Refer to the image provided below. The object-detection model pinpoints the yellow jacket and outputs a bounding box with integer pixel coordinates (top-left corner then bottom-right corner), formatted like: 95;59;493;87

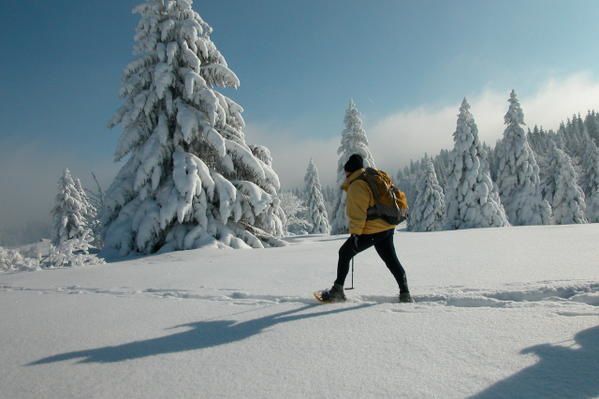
342;168;396;235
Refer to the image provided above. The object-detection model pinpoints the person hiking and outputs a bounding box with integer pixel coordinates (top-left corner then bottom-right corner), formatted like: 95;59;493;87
318;154;413;303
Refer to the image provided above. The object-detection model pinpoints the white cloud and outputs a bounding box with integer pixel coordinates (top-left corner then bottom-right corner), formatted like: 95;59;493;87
247;72;599;188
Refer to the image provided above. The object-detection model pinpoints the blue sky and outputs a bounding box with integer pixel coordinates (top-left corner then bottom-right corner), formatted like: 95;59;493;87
2;0;599;238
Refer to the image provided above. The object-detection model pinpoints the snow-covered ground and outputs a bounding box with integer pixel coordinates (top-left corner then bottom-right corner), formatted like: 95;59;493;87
1;224;598;398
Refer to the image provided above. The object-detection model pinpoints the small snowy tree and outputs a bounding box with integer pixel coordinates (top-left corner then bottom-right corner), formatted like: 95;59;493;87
544;146;587;225
445;99;509;229
304;159;331;234
494;91;551;225
103;0;285;254
408;158;445;232
0;247;39;272
42;234;106;269
330;100;375;234
279;192;312;235
51;169;94;246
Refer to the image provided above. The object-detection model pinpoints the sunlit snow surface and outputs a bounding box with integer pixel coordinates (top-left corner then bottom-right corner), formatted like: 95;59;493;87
1;224;597;398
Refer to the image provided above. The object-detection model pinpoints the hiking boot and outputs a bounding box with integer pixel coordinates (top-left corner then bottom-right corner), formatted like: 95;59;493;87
320;284;346;303
399;291;414;303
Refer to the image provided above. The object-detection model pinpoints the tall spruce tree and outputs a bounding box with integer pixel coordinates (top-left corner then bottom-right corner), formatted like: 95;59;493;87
103;0;284;254
494;90;551;225
51;169;93;245
445;99;509;229
408;158;445;232
304;159;331;234
330;100;375;234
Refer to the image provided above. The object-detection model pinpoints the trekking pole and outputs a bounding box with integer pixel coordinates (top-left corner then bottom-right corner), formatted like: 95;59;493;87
346;257;355;290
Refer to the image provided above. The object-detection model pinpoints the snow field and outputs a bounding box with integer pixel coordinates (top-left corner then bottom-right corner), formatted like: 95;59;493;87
0;224;597;398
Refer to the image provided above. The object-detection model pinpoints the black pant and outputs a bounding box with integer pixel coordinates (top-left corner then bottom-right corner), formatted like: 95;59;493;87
335;229;409;292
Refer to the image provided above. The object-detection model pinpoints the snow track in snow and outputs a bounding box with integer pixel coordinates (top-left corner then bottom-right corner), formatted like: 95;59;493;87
1;280;597;309
362;280;599;308
0;284;312;305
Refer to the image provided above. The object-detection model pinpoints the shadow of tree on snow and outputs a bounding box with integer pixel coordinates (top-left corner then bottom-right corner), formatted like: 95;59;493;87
470;325;599;399
28;303;372;365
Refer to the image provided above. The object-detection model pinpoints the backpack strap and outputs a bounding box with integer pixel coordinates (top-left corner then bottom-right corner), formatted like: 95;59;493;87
352;168;376;194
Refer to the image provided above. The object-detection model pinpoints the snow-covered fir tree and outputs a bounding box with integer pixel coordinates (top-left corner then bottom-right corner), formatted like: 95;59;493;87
43;237;106;269
0;247;39;273
445;99;509;229
51;169;94;246
494;91;551;225
102;0;285;254
279;191;311;235
408;157;445;232
330;100;375;234
304;159;331;234
543;145;587;225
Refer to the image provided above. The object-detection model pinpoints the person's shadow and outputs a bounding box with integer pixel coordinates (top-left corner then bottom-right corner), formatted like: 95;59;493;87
28;303;373;365
470;325;599;399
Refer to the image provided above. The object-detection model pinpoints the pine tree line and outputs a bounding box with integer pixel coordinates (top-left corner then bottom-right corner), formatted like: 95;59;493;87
401;93;599;231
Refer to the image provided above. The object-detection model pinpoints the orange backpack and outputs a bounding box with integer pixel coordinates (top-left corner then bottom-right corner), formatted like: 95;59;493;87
357;168;408;224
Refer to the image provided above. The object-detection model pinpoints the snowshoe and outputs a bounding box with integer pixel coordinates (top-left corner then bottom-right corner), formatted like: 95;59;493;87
314;284;346;303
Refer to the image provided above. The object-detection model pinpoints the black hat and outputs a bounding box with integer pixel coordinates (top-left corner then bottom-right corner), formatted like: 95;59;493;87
344;154;364;173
